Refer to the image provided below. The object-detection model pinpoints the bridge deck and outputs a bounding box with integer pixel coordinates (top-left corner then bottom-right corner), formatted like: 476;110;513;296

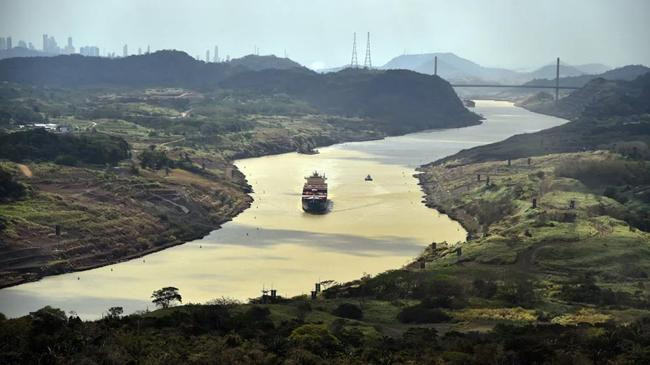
451;84;580;90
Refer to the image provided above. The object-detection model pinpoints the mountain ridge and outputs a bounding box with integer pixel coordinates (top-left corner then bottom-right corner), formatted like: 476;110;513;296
378;52;618;85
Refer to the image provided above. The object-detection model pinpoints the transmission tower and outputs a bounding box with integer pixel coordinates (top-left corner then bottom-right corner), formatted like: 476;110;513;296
363;32;372;68
350;32;358;68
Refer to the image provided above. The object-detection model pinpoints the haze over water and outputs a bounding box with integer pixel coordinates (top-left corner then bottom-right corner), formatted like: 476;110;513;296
0;101;567;319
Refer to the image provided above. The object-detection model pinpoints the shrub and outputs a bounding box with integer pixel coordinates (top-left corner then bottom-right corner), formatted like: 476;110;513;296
332;303;363;320
54;154;79;166
397;305;451;324
0;167;27;202
414;279;467;309
465;195;517;227
498;280;537;308
473;279;498;299
289;324;341;354
138;147;174;170
555;159;650;187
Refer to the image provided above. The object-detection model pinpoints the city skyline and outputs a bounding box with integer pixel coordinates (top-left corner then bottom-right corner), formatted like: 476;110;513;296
0;33;220;61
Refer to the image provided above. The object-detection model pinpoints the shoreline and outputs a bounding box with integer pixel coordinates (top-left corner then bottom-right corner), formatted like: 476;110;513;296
0;198;251;290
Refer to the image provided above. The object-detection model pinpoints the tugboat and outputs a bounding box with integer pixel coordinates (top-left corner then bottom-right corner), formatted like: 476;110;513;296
302;171;328;213
365;174;373;181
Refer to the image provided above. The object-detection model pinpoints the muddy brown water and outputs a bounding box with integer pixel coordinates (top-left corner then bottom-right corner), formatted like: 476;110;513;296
0;101;567;319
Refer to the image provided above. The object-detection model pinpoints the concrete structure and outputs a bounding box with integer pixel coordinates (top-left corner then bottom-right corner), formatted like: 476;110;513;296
434;56;438;75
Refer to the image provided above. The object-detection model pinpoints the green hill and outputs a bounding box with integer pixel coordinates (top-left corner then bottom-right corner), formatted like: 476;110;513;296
228;54;303;71
221;67;481;133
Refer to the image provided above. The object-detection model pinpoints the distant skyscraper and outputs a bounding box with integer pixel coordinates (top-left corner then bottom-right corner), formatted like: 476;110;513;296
0;37;5;50
138;47;142;55
63;37;75;54
42;35;60;54
28;42;34;50
123;44;128;57
206;50;210;62
18;40;27;48
80;46;100;57
213;46;218;62
6;37;12;49
146;45;150;54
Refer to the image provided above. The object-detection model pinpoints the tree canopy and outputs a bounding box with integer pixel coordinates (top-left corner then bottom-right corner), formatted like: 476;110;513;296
151;287;182;309
0;128;129;165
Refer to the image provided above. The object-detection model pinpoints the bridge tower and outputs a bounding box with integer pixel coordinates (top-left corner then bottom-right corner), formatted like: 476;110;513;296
434;55;438;76
363;32;372;68
350;32;359;68
555;57;560;102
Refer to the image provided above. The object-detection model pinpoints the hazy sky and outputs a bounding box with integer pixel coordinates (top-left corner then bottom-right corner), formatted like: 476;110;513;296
1;0;649;70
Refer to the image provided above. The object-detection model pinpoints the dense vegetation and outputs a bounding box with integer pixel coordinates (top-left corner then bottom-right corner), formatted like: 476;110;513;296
0;50;246;89
3;302;650;364
0;128;129;165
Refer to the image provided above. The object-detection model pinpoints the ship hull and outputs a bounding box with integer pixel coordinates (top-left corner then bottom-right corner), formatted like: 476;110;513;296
302;198;328;213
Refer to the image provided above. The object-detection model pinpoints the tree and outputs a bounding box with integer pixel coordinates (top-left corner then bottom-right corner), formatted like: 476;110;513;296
151;287;182;308
106;306;123;319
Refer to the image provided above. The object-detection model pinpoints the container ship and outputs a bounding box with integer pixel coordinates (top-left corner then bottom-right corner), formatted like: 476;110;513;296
302;171;328;213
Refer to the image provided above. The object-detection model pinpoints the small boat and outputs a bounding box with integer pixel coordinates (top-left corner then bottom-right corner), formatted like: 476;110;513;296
365;174;373;181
